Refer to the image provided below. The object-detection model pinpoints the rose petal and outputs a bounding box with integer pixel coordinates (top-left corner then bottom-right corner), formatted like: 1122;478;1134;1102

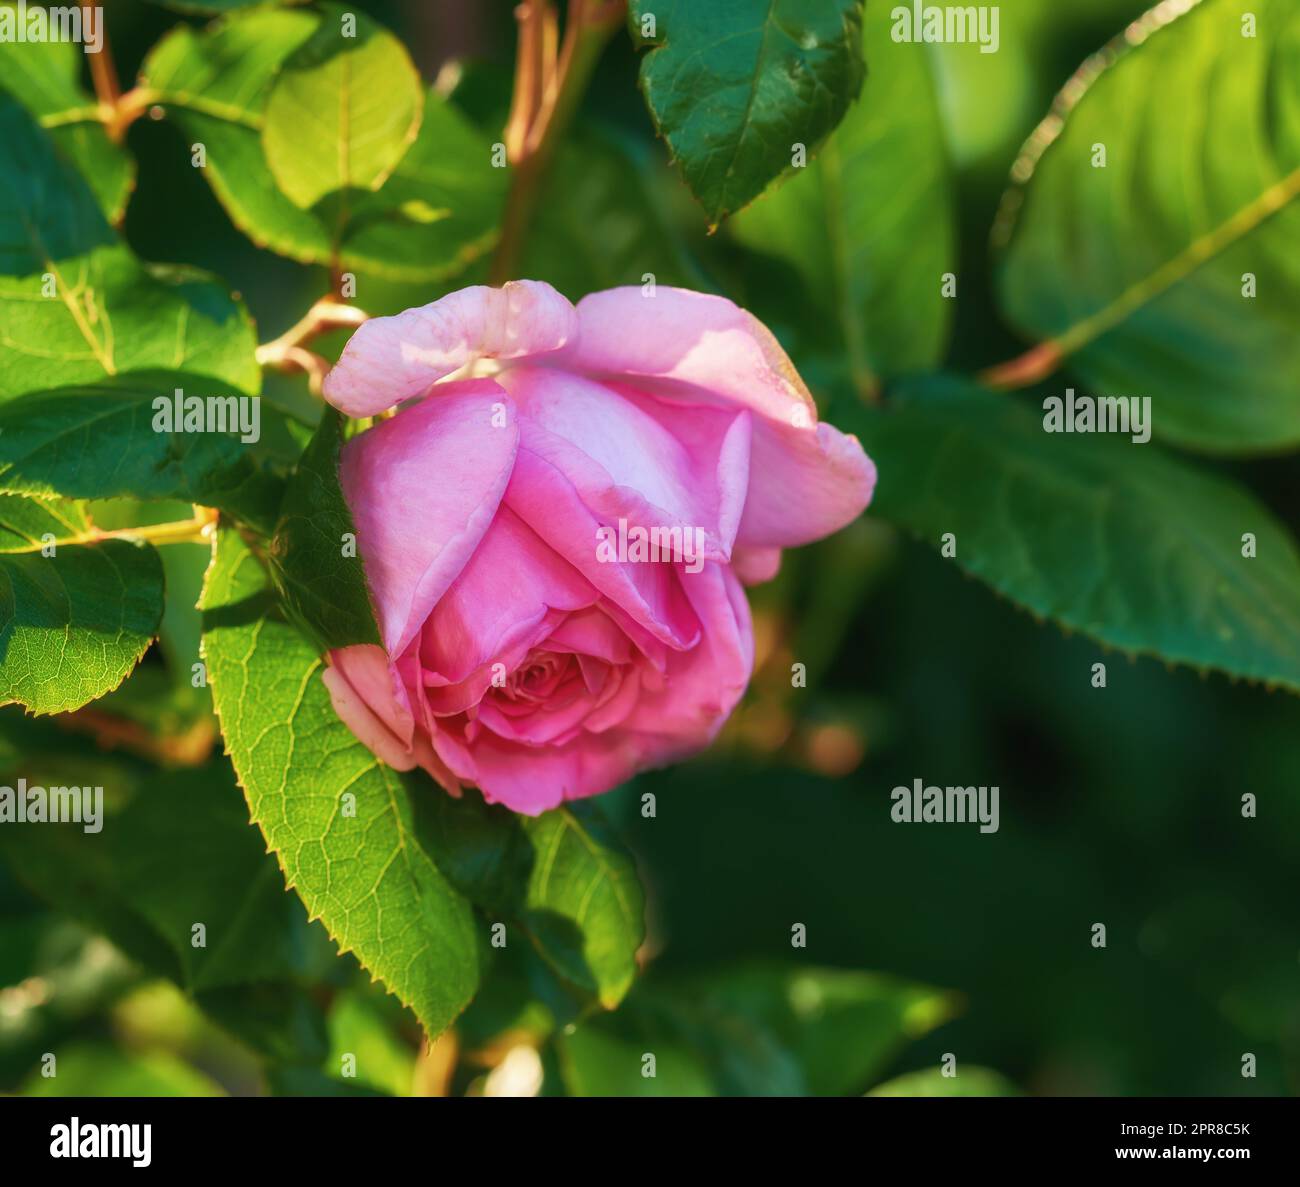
556;286;875;547
340;379;518;655
418;504;596;683
498;366;750;560
323;280;577;417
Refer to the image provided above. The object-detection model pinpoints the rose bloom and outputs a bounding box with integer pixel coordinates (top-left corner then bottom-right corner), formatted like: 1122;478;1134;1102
319;281;874;814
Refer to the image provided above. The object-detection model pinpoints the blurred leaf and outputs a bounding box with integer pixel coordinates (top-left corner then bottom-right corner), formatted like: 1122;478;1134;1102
556;961;952;1095
559;1012;716;1096
146;0;308;12
0;98;258;400
0;375;283;534
24;1042;225;1097
0;762;331;1059
202;527;481;1038
262;4;422;210
0;16;132;221
994;0;1300;452
269;407;379;650
731;2;954;386
0;496;162;714
265;1065;386;1096
519;127;697;298
326;988;416;1096
849;375;1300;691
630;0;866;226
422;791;645;1010
674;961;957;1095
868;1066;1019;1096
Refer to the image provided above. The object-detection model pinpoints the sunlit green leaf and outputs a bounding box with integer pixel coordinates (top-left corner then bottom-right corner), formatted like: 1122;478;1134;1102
994;0;1300;452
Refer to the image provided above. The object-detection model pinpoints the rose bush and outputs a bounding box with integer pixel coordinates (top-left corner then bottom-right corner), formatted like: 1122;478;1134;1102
320;280;875;813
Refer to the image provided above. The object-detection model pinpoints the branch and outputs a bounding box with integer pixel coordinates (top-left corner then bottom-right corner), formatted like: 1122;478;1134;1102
256;297;369;395
490;1;625;284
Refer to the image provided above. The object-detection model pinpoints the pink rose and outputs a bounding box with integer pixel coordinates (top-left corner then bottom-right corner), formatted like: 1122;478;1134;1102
319;281;875;814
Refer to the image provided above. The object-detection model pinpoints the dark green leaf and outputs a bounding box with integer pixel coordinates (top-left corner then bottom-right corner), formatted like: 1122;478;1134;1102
202;527;481;1038
731;1;954;385
0;496;162;714
0;375;284;534
631;0;866;226
849;375;1300;691
0;762;331;1061
269;407;379;650
993;0;1300;452
0;22;132;221
422;791;645;1010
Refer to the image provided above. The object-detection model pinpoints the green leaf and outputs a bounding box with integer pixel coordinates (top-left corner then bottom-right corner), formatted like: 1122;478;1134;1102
730;1;954;386
993;0;1300;453
0;97;259;400
201;526;481;1038
868;1066;1019;1097
421;791;646;1010
0;495;163;715
269;407;379;650
848;376;1300;691
631;0;866;226
262;4;422;210
0;15;132;222
0;375;284;534
141;11;498;281
139;7;329;260
339;91;505;282
518;806;644;1009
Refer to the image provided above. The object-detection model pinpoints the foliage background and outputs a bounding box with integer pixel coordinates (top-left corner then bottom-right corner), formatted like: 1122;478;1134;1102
1;0;1297;1097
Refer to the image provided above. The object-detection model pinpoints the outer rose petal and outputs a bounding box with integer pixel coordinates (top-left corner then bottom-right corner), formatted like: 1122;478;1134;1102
323;645;460;792
340;379;518;656
323;280;576;417
552;286;875;548
732;545;782;585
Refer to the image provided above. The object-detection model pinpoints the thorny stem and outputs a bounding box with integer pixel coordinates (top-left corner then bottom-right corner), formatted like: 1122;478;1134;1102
490;1;625;284
255;297;370;395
